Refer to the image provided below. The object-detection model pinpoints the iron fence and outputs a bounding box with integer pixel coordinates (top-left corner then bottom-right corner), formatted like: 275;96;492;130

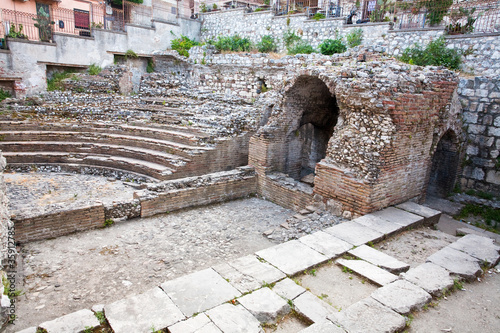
0;9;40;41
394;0;500;34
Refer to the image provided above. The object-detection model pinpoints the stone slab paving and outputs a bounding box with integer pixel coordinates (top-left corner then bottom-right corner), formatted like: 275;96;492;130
238;287;290;323
351;214;403;236
293;291;338;324
371;207;424;228
298;231;353;258
15;328;37;333
448;234;500;266
336;258;398;286
330;297;406;333
400;262;454;297
396;201;441;226
168;313;222;333
324;221;384;246
299;320;346;333
104;287;184;333
272;278;306;300
39;309;100;333
348;245;410;274
256;240;328;276
204;303;263;333
160;268;241;317
426;246;483;281
371;280;432;315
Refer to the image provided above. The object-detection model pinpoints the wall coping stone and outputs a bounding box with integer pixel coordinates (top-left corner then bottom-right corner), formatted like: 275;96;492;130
125;23;155;31
152;18;179;26
5;38;56;47
53;32;94;41
343;22;391;28
445;32;500;40
388;27;443;33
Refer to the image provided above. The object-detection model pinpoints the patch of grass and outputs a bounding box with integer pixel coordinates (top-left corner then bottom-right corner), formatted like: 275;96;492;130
0;88;11;102
287;299;294;308
88;64;102;75
47;70;76;91
405;313;414;328
95;311;106;325
104;219;114;227
305;268;317;276
454;203;500;233
342;266;352;274
261;281;275;288
125;49;138;58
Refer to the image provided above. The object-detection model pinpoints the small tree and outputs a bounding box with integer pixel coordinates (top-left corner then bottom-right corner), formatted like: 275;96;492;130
33;7;54;42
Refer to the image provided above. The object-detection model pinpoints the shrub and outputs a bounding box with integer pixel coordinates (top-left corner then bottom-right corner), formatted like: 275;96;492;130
125;49;138;58
87;64;102;75
255;8;263;12
399;36;462;70
312;13;325;21
319;38;347;55
288;41;315;55
47;70;75;91
257;35;277;53
0;88;11;102
346;28;363;48
283;29;302;53
171;35;200;57
214;35;253;52
147;58;155;73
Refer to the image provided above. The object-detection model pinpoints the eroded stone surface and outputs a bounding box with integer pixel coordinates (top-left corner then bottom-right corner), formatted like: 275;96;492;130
298;231;353;258
293;291;338;324
39;309;100;333
299;321;346;333
331;297;406;333
256;240;328;276
238;287;290;323
161;268;240;317
324;222;384;246
401;263;454;296
449;234;500;266
336;259;398;286
348;245;410;274
168;313;221;333
204;304;262;333
371;207;424;228
427;246;482;281
352;214;403;236
272;278;306;300
371;280;432;314
104;287;184;333
395;201;441;226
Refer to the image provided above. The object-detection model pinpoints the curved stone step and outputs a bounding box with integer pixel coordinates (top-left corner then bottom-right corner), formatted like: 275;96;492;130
3;152;174;180
0;141;190;169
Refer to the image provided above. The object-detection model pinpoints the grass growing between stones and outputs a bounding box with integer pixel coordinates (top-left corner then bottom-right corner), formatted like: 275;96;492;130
454;203;500;234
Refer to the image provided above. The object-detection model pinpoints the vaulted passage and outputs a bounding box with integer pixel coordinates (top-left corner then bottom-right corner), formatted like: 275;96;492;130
427;130;460;198
284;76;339;182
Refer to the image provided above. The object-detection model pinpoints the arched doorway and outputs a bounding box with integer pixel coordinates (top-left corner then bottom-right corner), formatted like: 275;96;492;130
427;130;460;198
283;76;339;182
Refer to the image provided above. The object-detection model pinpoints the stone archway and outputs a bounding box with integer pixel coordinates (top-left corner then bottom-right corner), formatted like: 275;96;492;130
427;130;460;198
283;76;339;182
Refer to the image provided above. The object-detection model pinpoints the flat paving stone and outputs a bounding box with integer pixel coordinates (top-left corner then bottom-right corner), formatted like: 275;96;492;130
426;246;482;281
104;287;184;333
272;278;306;300
348;245;410;274
396;201;441;226
352;214;403;236
299;231;353;258
324;222;384;247
168;313;221;333
238;287;290;323
204;303;262;333
331;297;406;333
15;328;37;333
371;280;432;315
371;207;424;228
293;291;338;324
401;262;454;297
299;321;346;333
449;234;500;267
336;259;398;286
39;309;100;333
256;240;328;276
213;256;283;295
161;268;241;317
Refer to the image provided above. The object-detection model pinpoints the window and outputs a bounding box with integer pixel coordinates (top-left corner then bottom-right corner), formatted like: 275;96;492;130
171;7;177;15
74;9;90;30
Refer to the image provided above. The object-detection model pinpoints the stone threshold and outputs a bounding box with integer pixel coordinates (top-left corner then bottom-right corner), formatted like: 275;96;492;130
16;201;500;333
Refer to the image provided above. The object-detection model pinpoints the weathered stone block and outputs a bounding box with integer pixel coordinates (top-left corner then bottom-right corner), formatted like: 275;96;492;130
371;280;432;315
238;287;290;323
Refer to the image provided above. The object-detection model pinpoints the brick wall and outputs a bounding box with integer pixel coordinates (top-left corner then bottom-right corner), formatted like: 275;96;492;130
13;204;105;243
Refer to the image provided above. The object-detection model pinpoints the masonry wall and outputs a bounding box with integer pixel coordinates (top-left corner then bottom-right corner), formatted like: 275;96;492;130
0;153;13;267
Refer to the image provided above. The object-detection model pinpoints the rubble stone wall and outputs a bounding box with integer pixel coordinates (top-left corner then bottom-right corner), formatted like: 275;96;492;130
458;77;500;193
0;153;13;267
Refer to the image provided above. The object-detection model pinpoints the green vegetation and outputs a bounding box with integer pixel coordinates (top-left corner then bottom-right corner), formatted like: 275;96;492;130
7;23;27;39
87;64;102;75
112;0;143;6
312;13;326;21
288;41;315;55
147;58;155;73
257;35;277;53
454;203;500;233
0;88;11;102
319;38;346;55
283;29;301;50
125;49;138;59
33;6;54;42
104;219;115;227
47;70;76;91
95;311;106;325
171;35;200;57
346;28;363;48
254;8;263;12
214;35;252;52
399;36;462;70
